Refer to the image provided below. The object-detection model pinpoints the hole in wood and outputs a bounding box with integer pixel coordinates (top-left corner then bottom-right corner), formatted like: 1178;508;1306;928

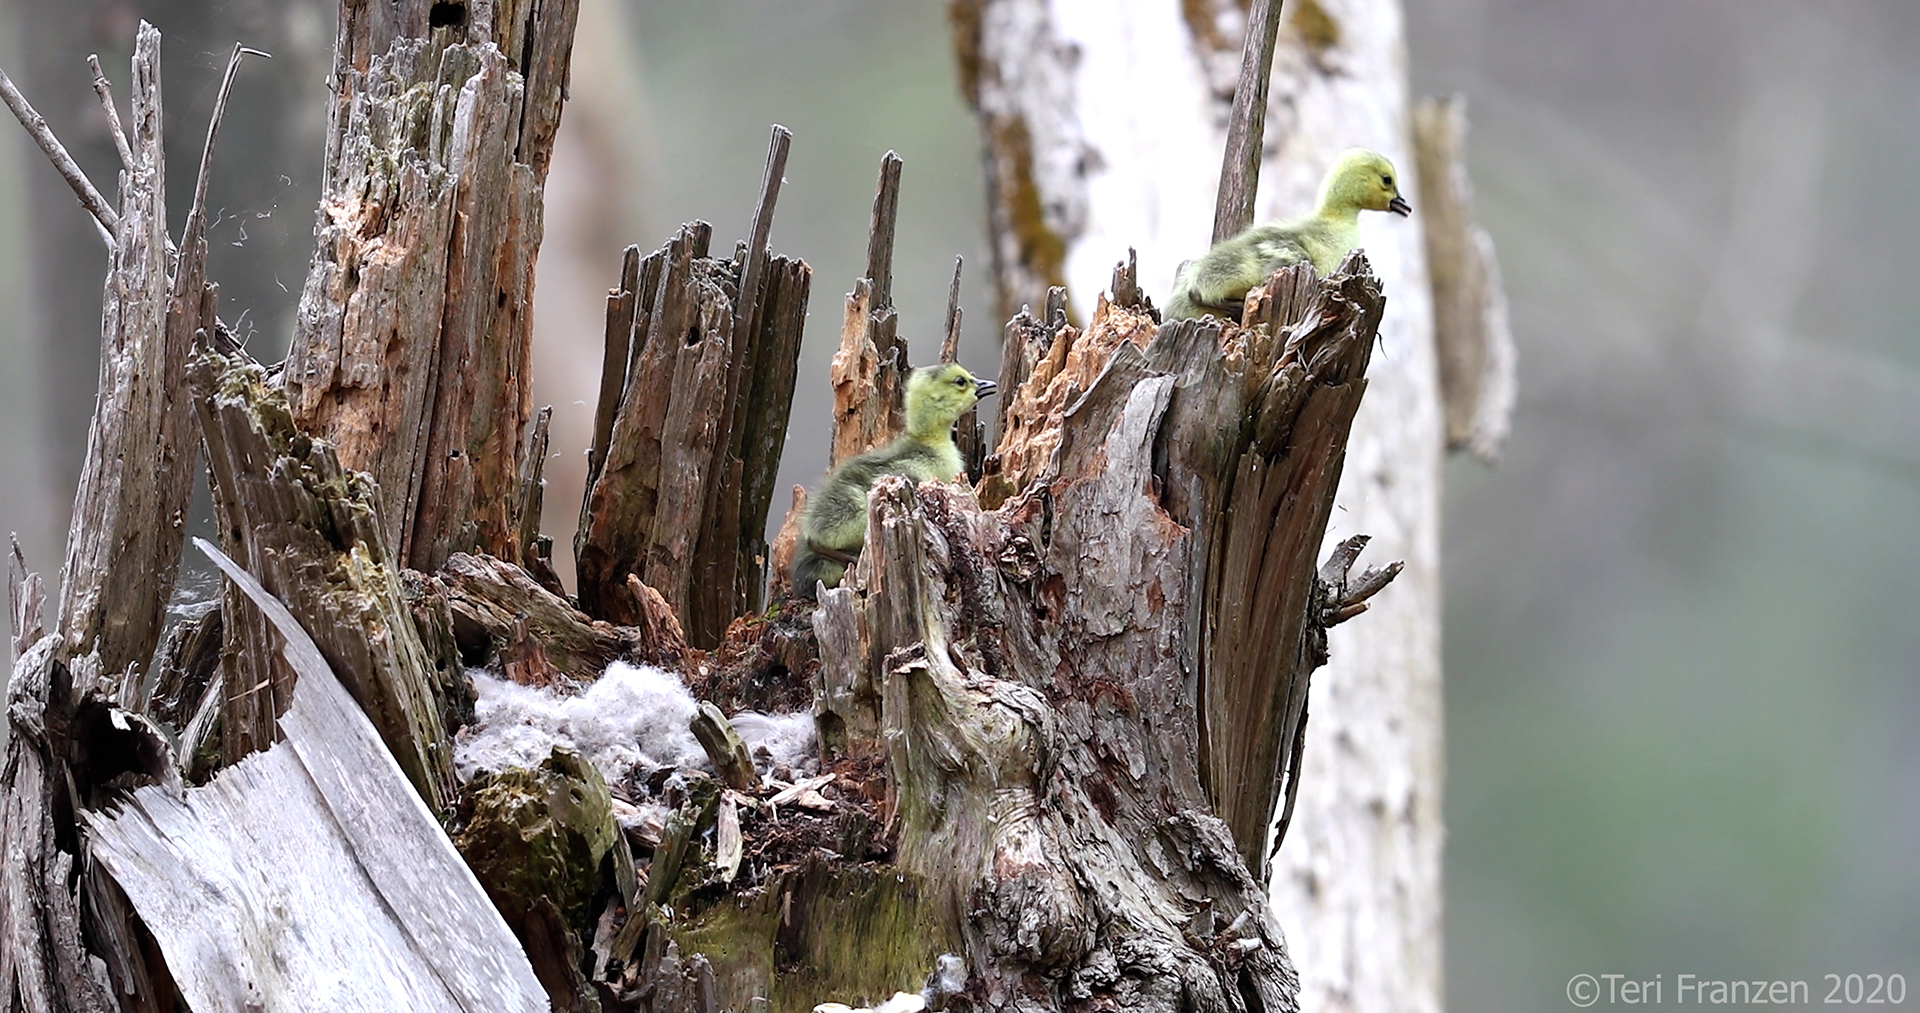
685;326;701;348
428;1;467;28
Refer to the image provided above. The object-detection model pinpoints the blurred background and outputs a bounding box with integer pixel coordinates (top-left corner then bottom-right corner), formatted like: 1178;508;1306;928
1;0;1913;1007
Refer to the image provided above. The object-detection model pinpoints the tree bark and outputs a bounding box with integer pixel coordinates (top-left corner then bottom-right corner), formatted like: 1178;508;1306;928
572;127;812;646
948;1;1509;1009
53;23;197;694
284;0;581;573
0;2;1478;1009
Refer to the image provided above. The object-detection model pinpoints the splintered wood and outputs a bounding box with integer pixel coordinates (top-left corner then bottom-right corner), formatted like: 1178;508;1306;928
576;127;810;648
828;151;911;467
190;348;459;812
55;24;200;691
808;253;1396;1007
89;542;547;1012
285;0;583;573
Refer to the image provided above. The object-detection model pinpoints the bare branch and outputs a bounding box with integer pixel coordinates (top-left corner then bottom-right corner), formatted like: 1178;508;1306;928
0;60;117;246
87;55;136;176
1211;0;1286;244
181;45;269;262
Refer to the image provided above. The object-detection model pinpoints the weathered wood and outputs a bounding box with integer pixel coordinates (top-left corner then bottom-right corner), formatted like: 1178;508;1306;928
827;153;911;466
690;702;757;792
575;127;811;646
954;4;1450;1006
814;257;1391;1008
939;256;987;481
1415;95;1516;461
1211;0;1286;244
286;0;583;573
0;59;116;244
54;24;199;694
189;349;458;811
9;535;43;662
515;405;555;560
3;638;123;1013
86;540;549;1012
436;551;680;680
589;244;644;490
1168;255;1391;872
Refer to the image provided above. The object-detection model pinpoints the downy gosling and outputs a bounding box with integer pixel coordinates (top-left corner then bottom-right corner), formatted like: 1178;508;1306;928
791;363;998;598
1165;148;1411;321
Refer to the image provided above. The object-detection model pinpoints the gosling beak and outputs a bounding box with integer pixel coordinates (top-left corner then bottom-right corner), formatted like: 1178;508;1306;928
974;378;998;399
1388;194;1413;217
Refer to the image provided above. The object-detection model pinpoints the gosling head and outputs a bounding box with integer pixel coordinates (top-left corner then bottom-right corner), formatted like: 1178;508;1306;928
905;363;997;440
1317;148;1412;219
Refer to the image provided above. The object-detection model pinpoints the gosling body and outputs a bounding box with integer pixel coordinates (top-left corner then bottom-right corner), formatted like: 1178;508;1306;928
792;364;996;598
1166;148;1411;321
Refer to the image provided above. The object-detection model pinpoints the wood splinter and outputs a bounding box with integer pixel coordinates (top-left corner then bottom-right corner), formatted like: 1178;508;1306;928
690;700;758;792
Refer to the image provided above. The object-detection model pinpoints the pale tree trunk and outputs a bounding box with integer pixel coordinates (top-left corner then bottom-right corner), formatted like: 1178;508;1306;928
952;2;1511;1010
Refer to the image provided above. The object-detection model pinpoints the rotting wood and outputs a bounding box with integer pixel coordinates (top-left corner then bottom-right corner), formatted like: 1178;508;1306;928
810;254;1394;1006
690;702;757;792
514;405;555;562
52;24;201;695
575;126;811;647
189;347;458;812
83;540;550;1013
1415;95;1516;461
433;551;680;681
827;152;911;467
286;0;583;574
939;256;987;481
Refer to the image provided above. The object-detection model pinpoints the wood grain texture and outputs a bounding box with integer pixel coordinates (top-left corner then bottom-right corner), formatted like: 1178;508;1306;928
2;637;121;1013
287;0;582;573
190;349;458;812
1211;0;1286;244
55;24;198;692
955;4;1448;1008
574;130;811;646
87;540;546;1013
827;153;911;467
812;253;1396;1009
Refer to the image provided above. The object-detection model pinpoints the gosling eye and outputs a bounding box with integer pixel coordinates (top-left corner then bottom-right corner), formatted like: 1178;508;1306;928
1381;174;1393;188
954;376;969;387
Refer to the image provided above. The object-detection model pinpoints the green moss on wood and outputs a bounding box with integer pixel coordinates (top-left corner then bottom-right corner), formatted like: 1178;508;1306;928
453;747;619;928
671;859;954;1013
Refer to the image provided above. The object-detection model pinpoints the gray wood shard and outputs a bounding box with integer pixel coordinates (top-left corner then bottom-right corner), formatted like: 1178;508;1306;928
82;540;546;1012
1414;95;1516;461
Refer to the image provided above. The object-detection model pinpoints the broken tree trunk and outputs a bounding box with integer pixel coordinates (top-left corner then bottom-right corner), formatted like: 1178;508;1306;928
285;0;582;574
950;1;1514;1007
188;344;463;812
5;3;1422;1009
53;24;200;695
794;254;1395;1009
574;127;811;647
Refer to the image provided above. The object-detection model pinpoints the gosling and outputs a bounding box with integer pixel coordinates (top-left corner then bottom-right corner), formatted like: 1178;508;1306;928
791;363;997;599
1165;148;1411;321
